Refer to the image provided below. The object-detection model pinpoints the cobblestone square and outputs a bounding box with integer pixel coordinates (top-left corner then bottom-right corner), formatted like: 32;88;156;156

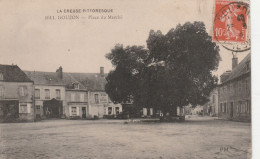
0;117;251;159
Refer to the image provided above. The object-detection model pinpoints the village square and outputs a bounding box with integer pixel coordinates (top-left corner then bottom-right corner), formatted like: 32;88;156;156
0;0;253;158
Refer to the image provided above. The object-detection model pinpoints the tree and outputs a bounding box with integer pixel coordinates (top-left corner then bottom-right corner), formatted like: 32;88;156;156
106;21;220;116
105;44;149;103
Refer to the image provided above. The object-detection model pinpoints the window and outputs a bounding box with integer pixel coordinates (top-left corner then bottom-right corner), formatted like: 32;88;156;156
74;83;79;89
0;73;3;80
108;107;112;115
238;81;242;92
71;107;77;115
230;84;233;94
246;61;250;71
71;93;75;102
220;103;222;112
36;105;41;114
0;86;4;97
224;103;227;113
115;107;120;115
227;85;230;94
19;87;26;96
213;95;215;103
80;94;84;102
94;94;99;103
245;79;248;92
237;102;241;113
246;100;250;113
56;89;61;99
45;89;50;99
35;89;40;99
19;103;28;113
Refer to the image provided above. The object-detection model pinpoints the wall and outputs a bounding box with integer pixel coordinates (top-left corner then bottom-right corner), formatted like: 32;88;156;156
34;85;65;101
89;91;122;118
65;90;89;118
0;82;34;121
34;85;65;117
218;74;251;121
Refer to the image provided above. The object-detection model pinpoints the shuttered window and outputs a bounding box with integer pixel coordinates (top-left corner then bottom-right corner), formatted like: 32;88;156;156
0;86;4;97
19;103;31;113
35;89;40;99
56;89;61;99
80;94;84;102
20;87;27;96
45;89;50;99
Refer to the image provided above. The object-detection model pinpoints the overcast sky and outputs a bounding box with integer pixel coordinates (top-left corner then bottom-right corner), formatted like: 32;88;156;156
0;0;249;76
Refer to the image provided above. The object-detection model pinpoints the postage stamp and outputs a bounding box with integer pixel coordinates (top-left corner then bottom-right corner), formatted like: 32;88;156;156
214;0;248;42
213;0;250;52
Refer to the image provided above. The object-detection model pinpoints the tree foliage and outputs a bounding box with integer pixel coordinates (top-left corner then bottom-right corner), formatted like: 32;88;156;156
105;22;220;114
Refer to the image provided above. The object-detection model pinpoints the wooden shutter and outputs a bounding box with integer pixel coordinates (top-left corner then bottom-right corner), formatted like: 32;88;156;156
69;107;71;116
76;107;80;116
150;108;153;115
27;103;31;113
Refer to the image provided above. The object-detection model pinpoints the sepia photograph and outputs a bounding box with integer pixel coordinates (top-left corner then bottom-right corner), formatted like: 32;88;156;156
0;0;255;158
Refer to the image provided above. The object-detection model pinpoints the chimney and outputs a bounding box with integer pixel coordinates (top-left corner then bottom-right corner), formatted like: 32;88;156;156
100;67;104;77
232;54;238;70
56;66;63;79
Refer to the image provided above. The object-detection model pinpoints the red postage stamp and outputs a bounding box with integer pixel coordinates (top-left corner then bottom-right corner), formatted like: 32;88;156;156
213;0;248;43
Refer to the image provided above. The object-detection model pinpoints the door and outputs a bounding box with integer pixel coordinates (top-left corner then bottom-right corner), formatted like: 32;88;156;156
230;102;233;118
147;108;150;116
36;105;41;119
82;107;86;118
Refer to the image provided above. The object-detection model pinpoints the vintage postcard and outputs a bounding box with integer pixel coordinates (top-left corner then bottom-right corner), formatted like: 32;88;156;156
0;0;252;158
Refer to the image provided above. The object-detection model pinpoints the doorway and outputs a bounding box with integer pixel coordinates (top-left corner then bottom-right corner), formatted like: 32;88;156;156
82;107;86;119
230;102;233;118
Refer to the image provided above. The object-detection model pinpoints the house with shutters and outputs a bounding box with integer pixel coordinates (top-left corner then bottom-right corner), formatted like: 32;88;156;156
218;53;251;121
62;73;89;119
24;67;66;119
67;67;122;118
25;66;122;119
0;64;34;122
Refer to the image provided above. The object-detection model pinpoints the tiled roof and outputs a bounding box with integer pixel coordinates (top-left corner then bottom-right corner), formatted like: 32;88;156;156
67;73;107;91
0;65;32;82
24;71;107;91
222;53;250;84
24;71;65;86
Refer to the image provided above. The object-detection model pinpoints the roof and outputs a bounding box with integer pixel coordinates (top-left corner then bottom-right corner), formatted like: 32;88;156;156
221;53;251;84
0;65;33;82
24;71;107;91
24;71;66;86
67;72;107;91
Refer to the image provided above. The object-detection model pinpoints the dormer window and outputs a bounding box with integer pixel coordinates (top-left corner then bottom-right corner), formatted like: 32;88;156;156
73;83;79;89
246;61;250;71
0;73;3;81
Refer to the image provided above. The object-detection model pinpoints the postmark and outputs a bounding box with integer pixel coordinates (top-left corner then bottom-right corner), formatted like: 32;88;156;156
213;0;250;52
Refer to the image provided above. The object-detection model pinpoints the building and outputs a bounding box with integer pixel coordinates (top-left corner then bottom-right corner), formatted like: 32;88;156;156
25;67;122;119
191;105;204;115
67;67;122;118
218;53;251;121
0;65;34;122
25;68;66;119
203;88;218;116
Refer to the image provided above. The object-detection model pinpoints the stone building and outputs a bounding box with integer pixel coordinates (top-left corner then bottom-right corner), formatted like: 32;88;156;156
25;67;66;119
218;53;251;121
25;67;122;119
0;65;34;122
203;88;218;116
67;67;122;118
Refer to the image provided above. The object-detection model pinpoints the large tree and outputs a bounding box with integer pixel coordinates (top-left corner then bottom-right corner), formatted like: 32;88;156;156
105;44;149;103
105;21;220;115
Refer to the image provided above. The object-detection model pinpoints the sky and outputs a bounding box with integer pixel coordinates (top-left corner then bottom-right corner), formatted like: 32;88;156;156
0;0;250;76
